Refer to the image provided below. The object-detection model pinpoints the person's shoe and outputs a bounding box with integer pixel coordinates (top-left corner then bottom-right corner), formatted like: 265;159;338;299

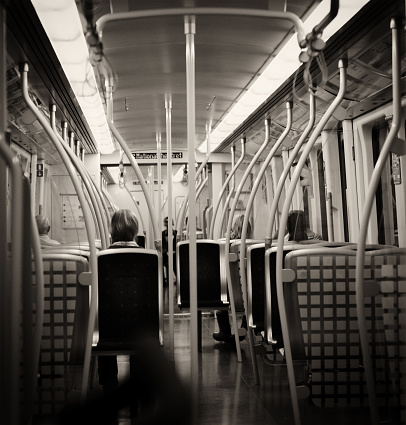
241;315;247;330
212;331;231;342
225;334;245;344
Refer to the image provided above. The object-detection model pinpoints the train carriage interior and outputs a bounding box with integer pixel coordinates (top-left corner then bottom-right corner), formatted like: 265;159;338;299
1;0;406;424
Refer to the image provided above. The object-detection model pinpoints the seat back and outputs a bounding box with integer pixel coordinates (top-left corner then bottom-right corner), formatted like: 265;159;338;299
368;248;406;424
283;247;381;409
34;253;89;415
229;239;263;312
246;243;266;332
136;235;146;248
177;240;228;309
96;248;160;349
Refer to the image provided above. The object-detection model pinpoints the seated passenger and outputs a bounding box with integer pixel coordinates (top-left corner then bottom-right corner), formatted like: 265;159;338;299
213;214;251;344
98;209;147;417
272;210;322;241
287;210;322;241
35;215;61;247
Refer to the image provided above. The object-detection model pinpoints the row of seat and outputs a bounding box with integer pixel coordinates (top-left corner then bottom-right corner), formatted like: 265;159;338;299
175;239;405;425
32;247;160;416
32;241;405;425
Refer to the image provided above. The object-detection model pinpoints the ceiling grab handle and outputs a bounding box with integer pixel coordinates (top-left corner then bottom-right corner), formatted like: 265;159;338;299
106;79;160;247
356;18;402;425
275;59;347;425
264;90;315;344
49;105;109;250
224;118;272;363
241;102;292;384
312;0;339;37
20;63;99;402
97;8;307;49
210;140;245;240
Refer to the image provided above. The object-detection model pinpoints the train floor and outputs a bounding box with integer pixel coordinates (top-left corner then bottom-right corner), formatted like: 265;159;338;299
32;284;374;425
158;286;373;425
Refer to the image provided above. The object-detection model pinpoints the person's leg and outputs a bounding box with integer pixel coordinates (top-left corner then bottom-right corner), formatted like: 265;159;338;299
213;310;246;343
98;356;119;394
212;310;231;342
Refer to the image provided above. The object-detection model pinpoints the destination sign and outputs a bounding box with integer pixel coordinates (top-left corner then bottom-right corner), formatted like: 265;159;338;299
132;152;183;160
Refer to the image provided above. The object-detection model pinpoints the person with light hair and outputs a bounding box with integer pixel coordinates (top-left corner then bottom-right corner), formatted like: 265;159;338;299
35;215;61;247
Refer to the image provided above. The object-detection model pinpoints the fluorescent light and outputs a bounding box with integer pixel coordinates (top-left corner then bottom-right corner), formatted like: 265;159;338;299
205;0;370;152
31;0;115;154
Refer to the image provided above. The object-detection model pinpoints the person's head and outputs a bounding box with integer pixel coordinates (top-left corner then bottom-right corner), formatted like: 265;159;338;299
35;215;51;235
287;210;308;242
231;214;252;239
163;217;174;227
110;209;138;243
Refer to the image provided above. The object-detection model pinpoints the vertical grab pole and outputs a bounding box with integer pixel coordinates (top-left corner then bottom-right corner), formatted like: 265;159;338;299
185;14;198;422
356;18;402;425
165;95;175;361
275;60;347;425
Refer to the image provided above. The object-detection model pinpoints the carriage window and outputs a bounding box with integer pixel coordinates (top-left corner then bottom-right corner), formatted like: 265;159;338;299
372;122;398;246
317;149;328;240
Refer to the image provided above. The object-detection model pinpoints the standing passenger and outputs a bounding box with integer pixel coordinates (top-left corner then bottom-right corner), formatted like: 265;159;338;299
162;216;177;286
35;215;61;247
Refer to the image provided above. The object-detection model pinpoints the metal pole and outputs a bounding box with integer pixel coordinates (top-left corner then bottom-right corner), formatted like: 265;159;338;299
165;95;175;361
185;14;198;422
275;59;347;425
356;18;402;425
20;64;99;401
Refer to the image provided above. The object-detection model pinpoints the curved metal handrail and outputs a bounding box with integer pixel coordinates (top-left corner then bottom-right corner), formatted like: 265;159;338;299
275;59;347;425
238;102;292;383
264;91;315;342
50;107;109;250
20;63;98;402
223;118;271;362
355;18;402;425
210;143;234;238
211;140;246;239
105;81;160;247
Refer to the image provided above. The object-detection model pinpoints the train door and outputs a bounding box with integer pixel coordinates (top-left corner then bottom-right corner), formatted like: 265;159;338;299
353;104;406;247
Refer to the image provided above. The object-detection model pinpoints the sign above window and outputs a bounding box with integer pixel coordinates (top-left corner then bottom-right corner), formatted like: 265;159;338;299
132;152;183;160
